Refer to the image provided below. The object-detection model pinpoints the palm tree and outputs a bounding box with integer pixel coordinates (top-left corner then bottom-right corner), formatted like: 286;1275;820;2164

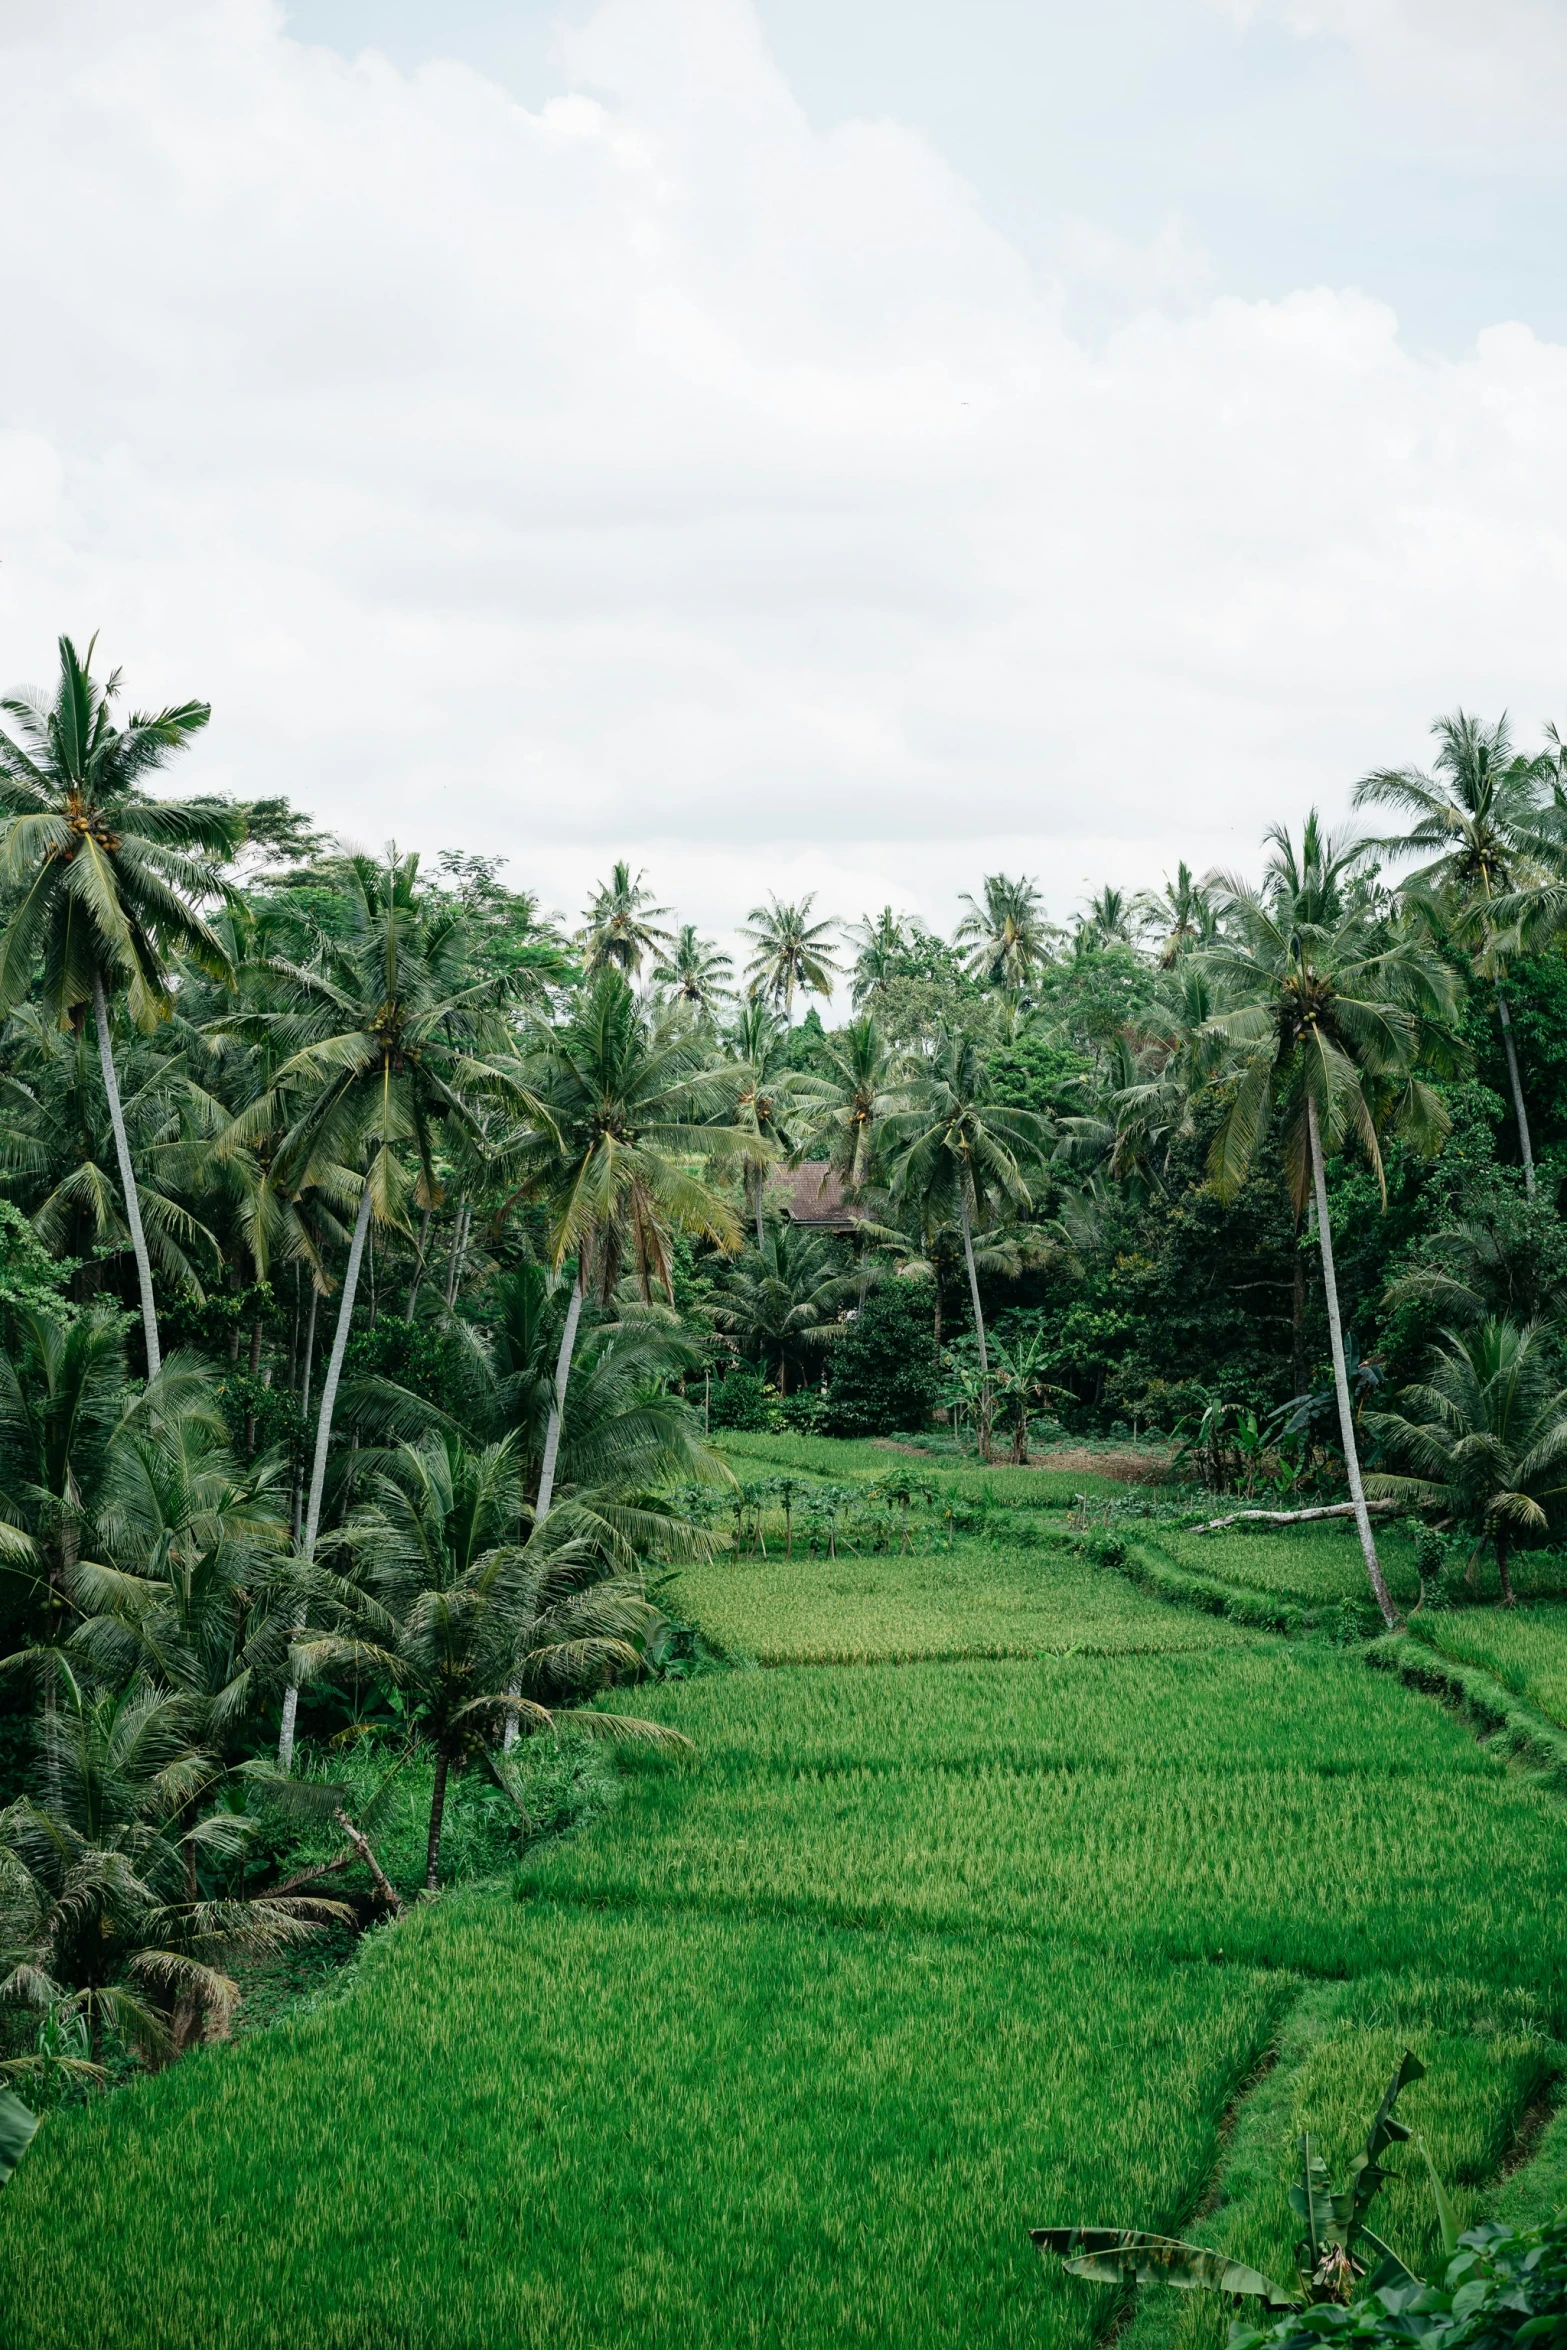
740;894;842;1015
578;862;672;981
807;1016;910;1198
713;1225;856;1396
1134;862;1215;965
1202;815;1460;1627
310;1432;687;1887
954;874;1056;996
848;908;906;1009
0;1677;340;2065
0;636;240;1375
884;1031;1048;1457
218;851;534;1765
1078;886;1134;950
721;999;831;1251
506;969;740;1531
1354;709;1552;1192
1366;1318;1567;1605
650;924;733;1017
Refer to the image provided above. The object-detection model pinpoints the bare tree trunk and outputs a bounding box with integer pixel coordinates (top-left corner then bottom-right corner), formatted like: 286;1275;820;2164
1291;1223;1308;1396
1496;1532;1516;1608
91;972;161;1379
751;1164;765;1254
1496;987;1535;1196
506;1272;586;1753
443;1203;470;1308
278;1183;374;1770
958;1187;992;1462
1307;1097;1397;1628
293;1280;319;1546
405;1206;431;1319
424;1754;450;1892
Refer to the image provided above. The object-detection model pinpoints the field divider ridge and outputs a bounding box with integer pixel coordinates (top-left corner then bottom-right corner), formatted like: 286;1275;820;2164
1366;1631;1567;1792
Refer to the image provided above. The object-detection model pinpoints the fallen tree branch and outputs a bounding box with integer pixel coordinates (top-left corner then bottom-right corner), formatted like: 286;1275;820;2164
1190;1500;1401;1536
271;1848;356;1898
333;1808;404;1914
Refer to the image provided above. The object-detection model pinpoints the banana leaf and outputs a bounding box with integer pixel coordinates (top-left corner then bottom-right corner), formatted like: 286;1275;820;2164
0;2088;38;2185
1032;2228;1296;2305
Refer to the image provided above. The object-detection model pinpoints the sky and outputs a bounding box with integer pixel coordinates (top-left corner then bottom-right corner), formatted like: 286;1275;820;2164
1;0;1565;956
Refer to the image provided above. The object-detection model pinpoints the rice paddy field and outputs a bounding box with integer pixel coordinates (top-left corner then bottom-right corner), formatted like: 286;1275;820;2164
1411;1599;1567;1728
1152;1519;1567;1611
4;1436;1563;2350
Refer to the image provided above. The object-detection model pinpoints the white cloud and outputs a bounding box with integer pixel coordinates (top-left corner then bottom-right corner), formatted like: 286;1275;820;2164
1208;0;1567;126
1;0;1565;957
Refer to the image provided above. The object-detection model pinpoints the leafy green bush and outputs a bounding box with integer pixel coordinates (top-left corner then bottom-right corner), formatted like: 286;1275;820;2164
1230;2217;1567;2350
823;1282;939;1437
705;1360;773;1430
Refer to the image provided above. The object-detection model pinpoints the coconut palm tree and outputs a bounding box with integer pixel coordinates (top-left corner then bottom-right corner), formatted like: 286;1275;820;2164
720;999;831;1251
740;894;842;1015
954;874;1056;997
884;1031;1048;1456
1354;709;1552;1192
217;851;535;1765
650;924;733;1017
1366;1318;1567;1605
505;970;740;1532
1133;861;1216;965
1078;886;1134;950
847;908;907;1009
308;1432;688;1887
0;1676;340;2065
713;1225;856;1396
806;1016;910;1198
578;862;672;981
0;636;240;1375
1202;814;1460;1627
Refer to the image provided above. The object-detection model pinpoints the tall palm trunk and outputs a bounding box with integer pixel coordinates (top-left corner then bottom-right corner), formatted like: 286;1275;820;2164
1307;1097;1397;1628
504;1269;586;1755
425;1750;451;1890
278;1182;374;1769
1495;987;1535;1196
958;1184;992;1462
405;1206;432;1318
91;974;161;1379
750;1163;765;1253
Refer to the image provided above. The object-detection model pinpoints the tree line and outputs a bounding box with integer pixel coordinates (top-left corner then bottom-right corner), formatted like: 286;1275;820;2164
3;637;1567;2093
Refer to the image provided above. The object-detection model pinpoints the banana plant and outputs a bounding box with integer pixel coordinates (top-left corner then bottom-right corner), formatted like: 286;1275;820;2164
1034;2051;1427;2311
0;2088;38;2185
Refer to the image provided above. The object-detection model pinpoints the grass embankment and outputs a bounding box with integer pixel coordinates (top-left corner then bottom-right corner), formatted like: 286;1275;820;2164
713;1425;1149;1502
5;1438;1563;2350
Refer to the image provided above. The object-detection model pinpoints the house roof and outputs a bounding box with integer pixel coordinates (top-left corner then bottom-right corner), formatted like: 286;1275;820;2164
767;1162;867;1232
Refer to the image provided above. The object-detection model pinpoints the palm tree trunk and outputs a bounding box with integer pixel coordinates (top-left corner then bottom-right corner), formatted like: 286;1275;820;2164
1495;987;1535;1196
425;1750;450;1891
293;1280;319;1545
751;1164;765;1253
504;1270;587;1754
1307;1097;1397;1629
91;972;161;1379
405;1206;432;1318
1496;1529;1516;1608
958;1187;992;1462
278;1182;374;1770
444;1202;469;1307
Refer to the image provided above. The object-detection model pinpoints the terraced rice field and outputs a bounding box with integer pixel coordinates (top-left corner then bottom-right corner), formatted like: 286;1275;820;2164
5;1438;1562;2350
1411;1600;1567;1729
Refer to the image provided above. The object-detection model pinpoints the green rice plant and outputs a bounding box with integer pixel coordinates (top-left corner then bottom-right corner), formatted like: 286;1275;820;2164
1412;1602;1567;1730
712;1428;1143;1502
0;1896;1283;2350
1154;1525;1424;1609
670;1535;1254;1664
1119;1980;1559;2350
524;1656;1567;1994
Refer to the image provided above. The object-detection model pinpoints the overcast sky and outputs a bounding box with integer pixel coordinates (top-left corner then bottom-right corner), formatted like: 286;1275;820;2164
2;0;1565;953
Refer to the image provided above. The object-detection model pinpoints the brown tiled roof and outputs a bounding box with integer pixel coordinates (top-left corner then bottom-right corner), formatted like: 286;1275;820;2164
766;1161;867;1231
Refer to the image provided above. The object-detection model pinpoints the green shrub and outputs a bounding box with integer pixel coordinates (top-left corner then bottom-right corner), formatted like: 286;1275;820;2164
823;1282;939;1437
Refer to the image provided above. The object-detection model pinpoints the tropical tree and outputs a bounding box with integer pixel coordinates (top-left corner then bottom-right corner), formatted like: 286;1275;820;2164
1354;710;1551;1192
309;1432;687;1887
579;862;671;981
0;1675;339;2064
651;925;733;1017
740;894;842;1015
884;1030;1048;1456
1366;1318;1567;1606
505;969;740;1530
712;1225;855;1396
954;874;1055;996
1133;861;1215;965
217;851;534;1765
1202;815;1460;1627
720;999;831;1251
1077;886;1134;950
847;908;906;1009
0;636;240;1374
806;1016;910;1198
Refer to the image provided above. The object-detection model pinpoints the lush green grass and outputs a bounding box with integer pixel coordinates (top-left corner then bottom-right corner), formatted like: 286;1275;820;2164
523;1650;1567;1995
7;1432;1564;2348
1412;1600;1567;1729
671;1531;1252;1662
1155;1521;1424;1608
1;1899;1284;2350
712;1427;1146;1501
1122;1977;1560;2350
